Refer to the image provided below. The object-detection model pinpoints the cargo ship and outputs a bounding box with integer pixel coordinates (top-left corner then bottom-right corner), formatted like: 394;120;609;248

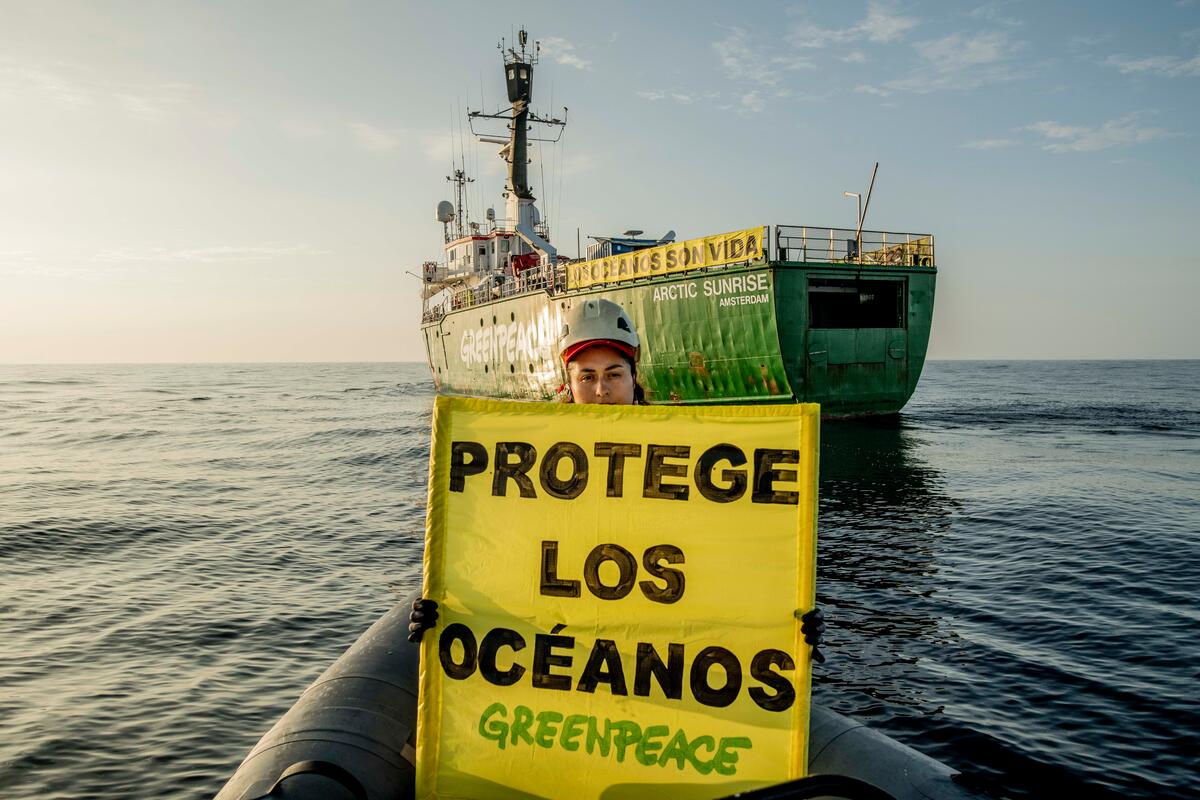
418;30;937;416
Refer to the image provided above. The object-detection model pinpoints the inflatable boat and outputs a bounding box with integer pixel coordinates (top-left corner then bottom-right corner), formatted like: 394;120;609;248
216;593;981;800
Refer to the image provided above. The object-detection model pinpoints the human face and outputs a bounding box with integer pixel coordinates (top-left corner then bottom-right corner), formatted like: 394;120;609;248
566;345;636;405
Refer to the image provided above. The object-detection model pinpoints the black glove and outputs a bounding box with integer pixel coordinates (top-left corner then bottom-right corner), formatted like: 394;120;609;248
408;598;439;643
800;607;826;665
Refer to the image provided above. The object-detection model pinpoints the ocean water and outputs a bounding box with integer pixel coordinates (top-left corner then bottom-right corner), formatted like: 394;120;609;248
0;361;1196;799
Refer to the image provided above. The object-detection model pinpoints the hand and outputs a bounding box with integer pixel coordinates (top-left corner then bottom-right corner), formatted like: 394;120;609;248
800;607;826;665
407;598;439;643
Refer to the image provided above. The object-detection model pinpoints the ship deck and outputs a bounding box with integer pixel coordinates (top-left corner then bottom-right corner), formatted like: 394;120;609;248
420;224;934;324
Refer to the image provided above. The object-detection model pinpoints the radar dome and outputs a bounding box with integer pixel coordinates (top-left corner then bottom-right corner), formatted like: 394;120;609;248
436;201;455;223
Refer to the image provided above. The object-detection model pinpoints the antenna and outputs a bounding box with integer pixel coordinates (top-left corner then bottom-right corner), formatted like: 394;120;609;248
446;168;474;241
855;162;880;260
468;27;567;204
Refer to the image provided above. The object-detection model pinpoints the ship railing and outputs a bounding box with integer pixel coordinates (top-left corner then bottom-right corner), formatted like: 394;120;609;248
420;265;560;322
774;225;935;267
478;217;553;241
420;226;936;322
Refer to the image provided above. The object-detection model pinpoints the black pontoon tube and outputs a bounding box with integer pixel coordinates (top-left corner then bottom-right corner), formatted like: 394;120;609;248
216;595;977;800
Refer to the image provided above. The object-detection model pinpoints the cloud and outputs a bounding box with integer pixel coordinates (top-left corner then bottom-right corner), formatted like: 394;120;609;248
860;1;920;41
840;50;869;63
1066;33;1114;52
421;131;456;164
539;37;590;70
0;63;92;105
349;121;403;153
787;1;917;48
0;249;37;267
0;58;192;122
921;30;1011;71
854;84;891;97
92;244;330;264
1106;53;1200;78
856;30;1025;95
961;138;1017;149
968;2;1023;27
714;28;814;85
637;89;717;105
1024;114;1171;153
280;119;327;141
0;248;131;279
715;89;777;114
296;119;457;162
112;85;190;123
560;153;595;177
738;92;766;114
3;263;131;280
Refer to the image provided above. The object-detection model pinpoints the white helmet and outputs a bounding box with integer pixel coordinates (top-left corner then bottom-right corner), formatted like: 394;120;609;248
558;298;640;364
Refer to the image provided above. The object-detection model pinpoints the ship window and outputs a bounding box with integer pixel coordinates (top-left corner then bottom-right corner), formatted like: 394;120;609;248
520;68;528;79
808;279;905;329
479;245;487;256
508;69;515;79
500;239;510;253
449;248;456;261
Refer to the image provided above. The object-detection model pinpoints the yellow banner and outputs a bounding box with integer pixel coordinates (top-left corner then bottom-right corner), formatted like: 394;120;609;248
567;226;768;289
417;397;819;800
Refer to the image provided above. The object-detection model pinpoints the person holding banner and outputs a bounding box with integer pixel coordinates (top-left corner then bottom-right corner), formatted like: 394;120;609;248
555;297;647;405
409;296;827;660
408;298;649;641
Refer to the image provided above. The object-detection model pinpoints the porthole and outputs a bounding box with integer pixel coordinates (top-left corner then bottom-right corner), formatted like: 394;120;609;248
492;315;497;324
510;312;515;321
528;363;534;373
484;364;489;373
479;318;484;327
509;364;515;373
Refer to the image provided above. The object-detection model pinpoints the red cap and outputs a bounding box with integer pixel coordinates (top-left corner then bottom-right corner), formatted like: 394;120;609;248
561;339;637;365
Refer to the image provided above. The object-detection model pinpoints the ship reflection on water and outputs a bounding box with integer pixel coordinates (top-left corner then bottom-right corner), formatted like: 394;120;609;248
813;417;959;723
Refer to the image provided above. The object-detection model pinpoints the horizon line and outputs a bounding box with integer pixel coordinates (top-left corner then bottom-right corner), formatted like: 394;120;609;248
1;357;1197;367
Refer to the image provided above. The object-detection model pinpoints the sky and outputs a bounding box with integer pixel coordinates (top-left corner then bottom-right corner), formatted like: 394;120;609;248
1;0;1198;363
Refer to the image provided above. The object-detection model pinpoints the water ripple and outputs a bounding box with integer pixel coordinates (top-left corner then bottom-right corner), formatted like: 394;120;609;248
0;361;1195;799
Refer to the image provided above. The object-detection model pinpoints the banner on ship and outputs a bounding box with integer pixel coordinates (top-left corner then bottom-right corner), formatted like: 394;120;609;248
416;396;819;800
567;225;768;290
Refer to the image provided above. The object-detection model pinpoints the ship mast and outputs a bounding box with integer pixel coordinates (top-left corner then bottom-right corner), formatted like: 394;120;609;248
468;27;567;266
446;167;474;241
503;29;535;203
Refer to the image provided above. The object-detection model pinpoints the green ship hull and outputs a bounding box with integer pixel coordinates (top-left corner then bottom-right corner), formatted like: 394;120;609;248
421;258;936;416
